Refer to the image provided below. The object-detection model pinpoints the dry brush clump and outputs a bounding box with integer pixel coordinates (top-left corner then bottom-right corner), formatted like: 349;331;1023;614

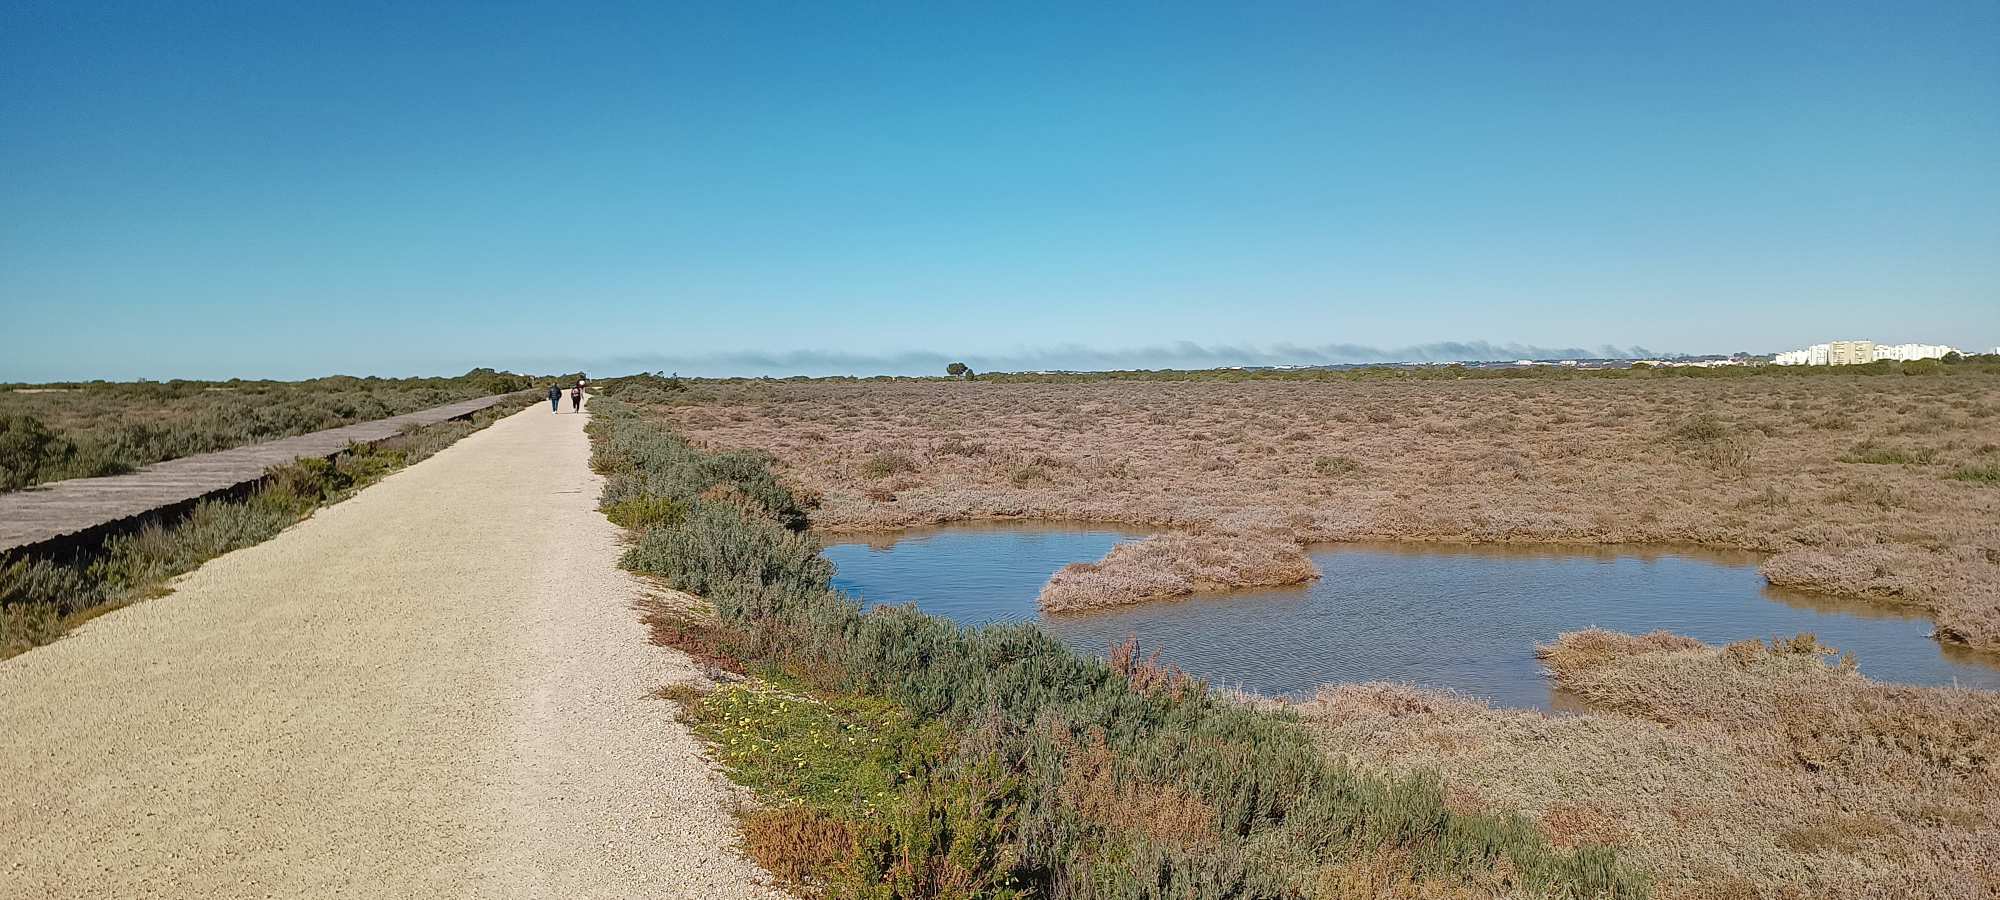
1038;528;1319;612
1297;630;2000;899
628;373;2000;651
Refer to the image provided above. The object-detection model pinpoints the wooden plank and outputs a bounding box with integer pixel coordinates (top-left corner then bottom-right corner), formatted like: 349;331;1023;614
0;394;519;553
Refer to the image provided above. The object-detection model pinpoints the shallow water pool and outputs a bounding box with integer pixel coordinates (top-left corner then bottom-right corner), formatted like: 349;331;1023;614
822;524;2000;710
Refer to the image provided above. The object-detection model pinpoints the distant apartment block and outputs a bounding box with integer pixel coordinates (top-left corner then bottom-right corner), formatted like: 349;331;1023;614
1825;340;1874;365
1875;343;1959;362
1771;340;1959;366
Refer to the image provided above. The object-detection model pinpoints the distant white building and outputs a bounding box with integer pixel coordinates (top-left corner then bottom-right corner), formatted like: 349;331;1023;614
1772;343;1835;365
1770;339;1957;366
1872;343;1957;362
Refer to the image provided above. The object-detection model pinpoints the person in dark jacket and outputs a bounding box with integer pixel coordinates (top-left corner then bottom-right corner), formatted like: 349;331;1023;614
548;385;562;413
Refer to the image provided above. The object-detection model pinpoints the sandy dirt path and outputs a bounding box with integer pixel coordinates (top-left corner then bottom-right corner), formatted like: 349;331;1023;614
0;399;779;899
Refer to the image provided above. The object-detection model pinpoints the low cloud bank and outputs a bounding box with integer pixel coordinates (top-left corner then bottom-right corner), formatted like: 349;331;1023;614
559;340;1659;378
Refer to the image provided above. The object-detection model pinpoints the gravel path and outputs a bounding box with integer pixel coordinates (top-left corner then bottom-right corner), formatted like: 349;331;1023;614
0;399;780;899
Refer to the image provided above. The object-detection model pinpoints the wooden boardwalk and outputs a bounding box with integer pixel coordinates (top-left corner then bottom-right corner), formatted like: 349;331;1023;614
0;394;519;555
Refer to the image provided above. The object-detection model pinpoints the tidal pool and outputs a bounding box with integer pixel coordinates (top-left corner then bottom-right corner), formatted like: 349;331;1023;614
821;524;2000;710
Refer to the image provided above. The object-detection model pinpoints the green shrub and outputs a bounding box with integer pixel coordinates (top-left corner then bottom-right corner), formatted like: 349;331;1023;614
622;500;832;598
0;413;71;490
0;556;88;610
0;601;63;658
592;405;807;528
0;413;131;490
267;456;349;503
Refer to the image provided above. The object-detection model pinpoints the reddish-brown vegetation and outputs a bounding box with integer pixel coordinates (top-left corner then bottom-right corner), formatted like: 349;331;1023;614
1298;630;2000;899
1105;635;1204;696
740;806;855;887
638;595;751;674
1047;724;1221;849
643;375;2000;650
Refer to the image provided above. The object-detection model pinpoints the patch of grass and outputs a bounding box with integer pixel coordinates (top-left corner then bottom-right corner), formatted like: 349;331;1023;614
604;496;688;529
933;435;986;457
1840;443;1938;465
1314;454;1362;476
1671;412;1753;472
685;681;937;815
1673;412;1733;444
1008;464;1050;486
669;676;1023;896
859;450;918;479
1948;462;2000;484
1776;815;1899;855
1827;479;1904;508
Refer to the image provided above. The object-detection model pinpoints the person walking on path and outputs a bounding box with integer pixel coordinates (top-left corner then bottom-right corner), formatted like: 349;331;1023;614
548;385;562;413
569;384;582;413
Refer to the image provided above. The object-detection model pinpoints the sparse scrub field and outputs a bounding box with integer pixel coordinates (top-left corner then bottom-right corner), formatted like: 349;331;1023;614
623;374;2000;652
593;397;1646;899
0;401;523;657
0;369;538;491
1300;630;2000;899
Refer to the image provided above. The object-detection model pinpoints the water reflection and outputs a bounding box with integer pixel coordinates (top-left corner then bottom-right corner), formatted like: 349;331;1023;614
820;527;2000;711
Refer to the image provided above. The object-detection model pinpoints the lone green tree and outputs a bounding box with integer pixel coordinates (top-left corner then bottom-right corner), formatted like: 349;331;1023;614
946;362;972;379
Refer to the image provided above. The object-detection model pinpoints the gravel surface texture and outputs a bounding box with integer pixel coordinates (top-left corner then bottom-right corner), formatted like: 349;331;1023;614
0;398;780;899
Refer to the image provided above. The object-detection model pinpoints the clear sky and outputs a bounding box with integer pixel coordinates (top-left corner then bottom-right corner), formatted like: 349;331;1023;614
3;1;1995;380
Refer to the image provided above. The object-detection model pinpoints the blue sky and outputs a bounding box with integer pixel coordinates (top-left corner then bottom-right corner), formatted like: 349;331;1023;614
3;1;1995;380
